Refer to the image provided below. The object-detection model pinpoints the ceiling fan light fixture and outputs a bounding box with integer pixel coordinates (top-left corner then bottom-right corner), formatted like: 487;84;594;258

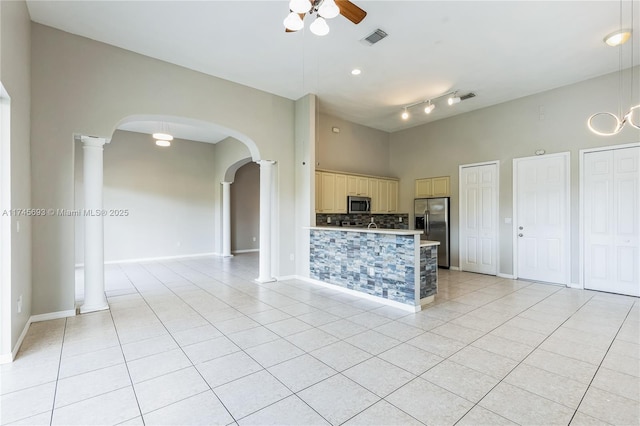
283;11;304;31
318;0;340;19
155;139;171;147
152;132;173;141
289;0;310;14
604;29;632;47
310;16;330;36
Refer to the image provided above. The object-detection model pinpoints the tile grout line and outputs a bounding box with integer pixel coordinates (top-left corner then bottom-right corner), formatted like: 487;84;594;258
47;316;68;426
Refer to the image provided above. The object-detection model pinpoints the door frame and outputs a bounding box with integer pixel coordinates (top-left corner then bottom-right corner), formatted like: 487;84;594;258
513;152;570;284
0;83;12;363
458;160;500;275
579;142;640;289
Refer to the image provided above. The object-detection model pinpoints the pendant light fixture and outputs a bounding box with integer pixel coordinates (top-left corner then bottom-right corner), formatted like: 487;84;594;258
153;122;173;147
588;0;639;136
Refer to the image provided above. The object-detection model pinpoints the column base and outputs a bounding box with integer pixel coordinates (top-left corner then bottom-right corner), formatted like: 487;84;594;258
79;303;110;314
222;254;235;258
255;277;276;284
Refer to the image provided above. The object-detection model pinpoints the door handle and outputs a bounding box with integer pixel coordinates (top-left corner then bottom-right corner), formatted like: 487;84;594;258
518;233;524;237
519;226;524;230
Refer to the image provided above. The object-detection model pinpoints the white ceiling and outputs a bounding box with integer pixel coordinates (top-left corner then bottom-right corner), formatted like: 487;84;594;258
26;1;638;134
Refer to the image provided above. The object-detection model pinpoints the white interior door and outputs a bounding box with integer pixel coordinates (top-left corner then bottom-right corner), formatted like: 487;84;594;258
459;162;498;275
584;147;639;296
514;153;570;284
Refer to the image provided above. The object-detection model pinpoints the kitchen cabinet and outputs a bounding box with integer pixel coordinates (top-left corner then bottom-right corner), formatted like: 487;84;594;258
415;176;450;197
370;178;398;213
316;171;348;213
347;175;369;196
316;170;398;214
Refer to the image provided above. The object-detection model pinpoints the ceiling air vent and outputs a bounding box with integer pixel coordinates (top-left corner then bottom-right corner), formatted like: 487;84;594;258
361;29;388;46
460;92;476;101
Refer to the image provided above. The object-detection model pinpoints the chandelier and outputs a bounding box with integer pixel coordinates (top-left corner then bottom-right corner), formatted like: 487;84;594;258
587;1;640;136
283;0;341;36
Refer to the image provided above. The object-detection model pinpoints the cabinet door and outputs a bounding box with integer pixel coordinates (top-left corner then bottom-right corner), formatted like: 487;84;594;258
388;180;398;212
346;175;358;195
321;173;336;213
432;176;450;196
378;180;389;213
357;177;369;196
415;178;433;198
315;172;322;212
369;179;380;213
335;174;348;213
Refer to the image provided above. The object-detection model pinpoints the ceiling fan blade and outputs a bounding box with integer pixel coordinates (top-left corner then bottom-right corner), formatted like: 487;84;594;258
336;0;367;24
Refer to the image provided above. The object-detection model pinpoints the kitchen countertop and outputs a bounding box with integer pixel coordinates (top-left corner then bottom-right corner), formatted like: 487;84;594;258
307;226;422;236
420;240;440;247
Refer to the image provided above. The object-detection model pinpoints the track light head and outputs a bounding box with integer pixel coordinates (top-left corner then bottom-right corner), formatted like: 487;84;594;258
424;103;435;114
401;108;409;120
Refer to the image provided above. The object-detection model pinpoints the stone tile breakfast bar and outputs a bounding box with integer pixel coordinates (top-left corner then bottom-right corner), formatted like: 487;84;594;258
307;227;440;312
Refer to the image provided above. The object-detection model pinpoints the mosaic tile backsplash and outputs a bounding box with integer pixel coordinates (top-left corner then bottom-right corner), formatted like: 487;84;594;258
420;245;438;299
316;213;409;229
309;229;416;306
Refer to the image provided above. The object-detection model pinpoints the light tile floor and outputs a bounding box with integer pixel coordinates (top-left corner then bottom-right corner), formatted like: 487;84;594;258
1;253;639;425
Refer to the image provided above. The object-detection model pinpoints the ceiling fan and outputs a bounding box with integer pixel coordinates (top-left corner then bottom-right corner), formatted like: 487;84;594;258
284;0;367;36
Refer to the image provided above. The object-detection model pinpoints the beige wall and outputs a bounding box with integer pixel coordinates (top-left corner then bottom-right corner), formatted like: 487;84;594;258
389;67;640;281
316;113;391;177
75;130;222;263
230;162;259;252
31;24;297;315
0;0;32;356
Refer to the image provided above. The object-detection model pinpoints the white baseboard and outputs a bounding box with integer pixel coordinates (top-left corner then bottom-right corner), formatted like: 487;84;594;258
300;276;420;313
1;309;77;364
232;249;259;254
0;318;30;364
497;273;516;279
31;309;77;323
449;266;461;271
75;252;218;267
276;275;303;281
567;282;583;289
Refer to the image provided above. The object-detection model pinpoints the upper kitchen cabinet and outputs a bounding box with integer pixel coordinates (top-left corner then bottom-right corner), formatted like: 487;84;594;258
415;176;450;197
371;178;399;213
347;175;369;196
316;171;348;214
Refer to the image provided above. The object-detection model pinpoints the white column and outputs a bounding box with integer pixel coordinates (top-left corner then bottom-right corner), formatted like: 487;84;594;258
80;136;109;314
221;181;233;258
256;160;276;283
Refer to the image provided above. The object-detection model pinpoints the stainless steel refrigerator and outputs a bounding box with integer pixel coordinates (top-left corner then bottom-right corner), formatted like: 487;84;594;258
415;197;450;268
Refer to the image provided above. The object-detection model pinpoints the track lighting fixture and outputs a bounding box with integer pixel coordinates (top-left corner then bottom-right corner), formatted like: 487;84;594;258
400;91;475;121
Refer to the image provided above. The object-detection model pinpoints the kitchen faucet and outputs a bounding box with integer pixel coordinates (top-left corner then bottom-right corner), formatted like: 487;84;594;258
367;218;377;229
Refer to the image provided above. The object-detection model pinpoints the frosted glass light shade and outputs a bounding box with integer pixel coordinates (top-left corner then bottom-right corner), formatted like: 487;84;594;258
155;139;171;147
152;132;173;141
289;0;310;14
318;0;340;19
310;16;330;36
283;12;304;31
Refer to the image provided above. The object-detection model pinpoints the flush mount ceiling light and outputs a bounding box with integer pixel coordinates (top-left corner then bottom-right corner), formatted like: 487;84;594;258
604;29;632;47
351;68;362;76
283;0;367;36
400;91;476;121
588;0;639;135
155;139;171;147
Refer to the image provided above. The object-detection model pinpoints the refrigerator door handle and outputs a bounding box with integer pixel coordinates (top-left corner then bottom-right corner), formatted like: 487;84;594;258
425;211;430;235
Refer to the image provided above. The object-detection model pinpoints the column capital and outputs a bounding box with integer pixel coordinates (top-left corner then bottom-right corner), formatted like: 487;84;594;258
221;181;233;185
79;135;110;147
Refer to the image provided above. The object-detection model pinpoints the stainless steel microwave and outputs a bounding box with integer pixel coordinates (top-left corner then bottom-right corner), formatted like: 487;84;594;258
348;196;371;214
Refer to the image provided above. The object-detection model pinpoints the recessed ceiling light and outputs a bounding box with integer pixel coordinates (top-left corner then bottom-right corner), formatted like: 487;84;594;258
351;69;362;76
604;29;632;47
